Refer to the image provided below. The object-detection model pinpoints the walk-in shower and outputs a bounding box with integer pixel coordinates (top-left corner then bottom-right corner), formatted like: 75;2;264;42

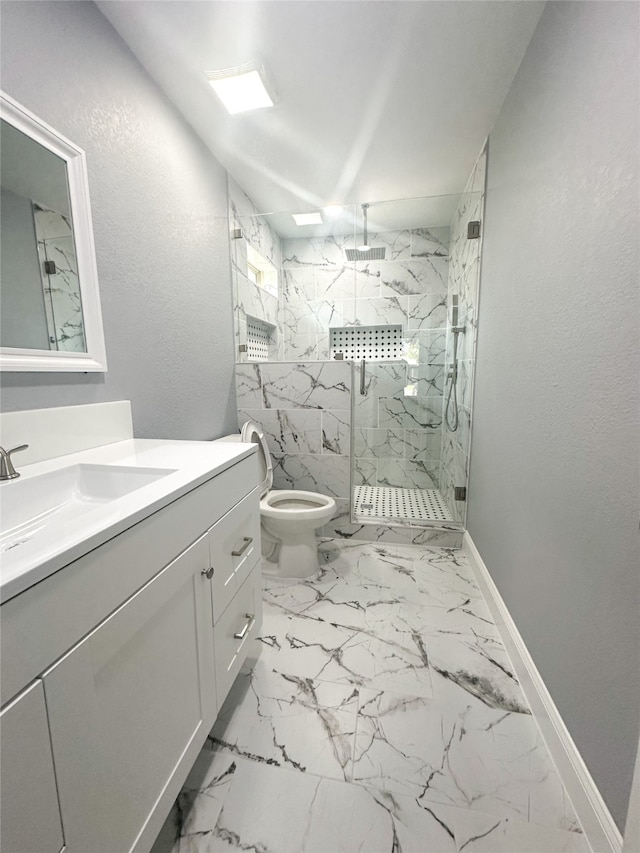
229;143;487;536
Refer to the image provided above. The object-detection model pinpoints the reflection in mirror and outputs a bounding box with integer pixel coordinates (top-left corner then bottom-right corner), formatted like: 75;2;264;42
1;119;86;352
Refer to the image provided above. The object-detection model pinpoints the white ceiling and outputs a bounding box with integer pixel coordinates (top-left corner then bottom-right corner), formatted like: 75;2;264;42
98;0;545;230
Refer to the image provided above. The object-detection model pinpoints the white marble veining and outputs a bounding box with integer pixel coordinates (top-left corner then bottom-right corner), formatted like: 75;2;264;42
237;407;322;455
157;540;587;853
411;226;451;259
272;451;350;500
236;362;351;412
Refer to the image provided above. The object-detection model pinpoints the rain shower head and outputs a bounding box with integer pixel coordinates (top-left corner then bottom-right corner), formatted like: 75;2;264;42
345;203;386;261
345;246;386;261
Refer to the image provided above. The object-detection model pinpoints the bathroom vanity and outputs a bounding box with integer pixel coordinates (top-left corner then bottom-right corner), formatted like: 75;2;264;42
0;433;262;853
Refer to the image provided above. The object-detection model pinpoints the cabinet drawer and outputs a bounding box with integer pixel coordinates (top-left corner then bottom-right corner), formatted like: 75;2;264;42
214;564;262;707
208;486;261;622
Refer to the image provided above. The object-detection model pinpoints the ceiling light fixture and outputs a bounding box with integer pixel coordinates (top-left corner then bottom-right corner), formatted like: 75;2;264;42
357;203;371;252
206;62;275;115
292;212;323;226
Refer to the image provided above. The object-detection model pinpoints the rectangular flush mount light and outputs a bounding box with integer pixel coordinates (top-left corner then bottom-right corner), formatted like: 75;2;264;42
207;62;275;115
292;212;323;226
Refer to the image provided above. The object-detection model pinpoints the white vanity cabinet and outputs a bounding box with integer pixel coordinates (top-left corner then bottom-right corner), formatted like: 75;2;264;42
0;450;263;853
43;533;216;853
0;680;65;853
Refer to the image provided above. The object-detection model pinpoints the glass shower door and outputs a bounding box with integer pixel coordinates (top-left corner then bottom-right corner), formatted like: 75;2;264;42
351;356;453;527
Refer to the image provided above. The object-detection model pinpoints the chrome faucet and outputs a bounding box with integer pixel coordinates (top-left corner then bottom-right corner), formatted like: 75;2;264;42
0;445;29;481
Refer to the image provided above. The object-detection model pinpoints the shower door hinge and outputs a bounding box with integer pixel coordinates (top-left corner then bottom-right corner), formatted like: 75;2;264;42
232;227;244;240
454;486;467;501
238;344;248;353
43;260;57;275
467;221;481;239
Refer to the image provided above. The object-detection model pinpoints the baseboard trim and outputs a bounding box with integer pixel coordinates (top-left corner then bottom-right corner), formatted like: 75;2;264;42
463;532;623;853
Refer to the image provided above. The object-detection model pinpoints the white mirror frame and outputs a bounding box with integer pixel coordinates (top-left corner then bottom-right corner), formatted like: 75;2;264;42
0;92;107;372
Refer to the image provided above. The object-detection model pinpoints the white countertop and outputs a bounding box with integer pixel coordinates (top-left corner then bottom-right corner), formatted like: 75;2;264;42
0;438;257;604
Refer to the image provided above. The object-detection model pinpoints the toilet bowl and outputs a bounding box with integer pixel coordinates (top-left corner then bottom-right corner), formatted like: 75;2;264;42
216;421;336;579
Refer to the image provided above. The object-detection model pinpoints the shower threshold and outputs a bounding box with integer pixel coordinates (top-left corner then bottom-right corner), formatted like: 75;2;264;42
353;485;454;525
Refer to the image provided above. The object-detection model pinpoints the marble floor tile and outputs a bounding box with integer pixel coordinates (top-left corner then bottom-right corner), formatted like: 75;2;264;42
352;683;544;825
209;659;359;782
158;540;587;853
169;750;240;852
258;603;434;697
426;631;529;713
209;758;460;852
450;810;590;852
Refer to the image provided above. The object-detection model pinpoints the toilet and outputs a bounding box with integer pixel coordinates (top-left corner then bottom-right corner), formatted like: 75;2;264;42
217;421;336;579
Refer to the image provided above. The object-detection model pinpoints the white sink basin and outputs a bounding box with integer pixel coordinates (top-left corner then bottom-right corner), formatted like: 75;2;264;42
0;464;176;553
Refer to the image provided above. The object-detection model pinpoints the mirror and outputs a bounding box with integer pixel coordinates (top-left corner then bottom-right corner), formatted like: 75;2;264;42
0;92;107;371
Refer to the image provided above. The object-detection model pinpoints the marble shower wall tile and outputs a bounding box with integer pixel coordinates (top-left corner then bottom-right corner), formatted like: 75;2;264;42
236;362;351;411
235;273;278;327
282;334;318;361
228;178;284;360
353;457;377;487
354;427;405;459
321;410;350;455
346;295;408;327
281;231;449;360
228;176;281;268
359;259;447;297
272;451;350;500
282;298;344;336
237;408;322;454
404;329;448;364
410;226;450;258
281;267;315;302
235;362;351;501
378;395;443;430
408;293;448;329
315;266;356;300
377;458;440;490
404;427;442;460
282;234;352;268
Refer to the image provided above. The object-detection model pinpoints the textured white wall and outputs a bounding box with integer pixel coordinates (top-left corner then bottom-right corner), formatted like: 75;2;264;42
468;1;640;830
0;1;237;440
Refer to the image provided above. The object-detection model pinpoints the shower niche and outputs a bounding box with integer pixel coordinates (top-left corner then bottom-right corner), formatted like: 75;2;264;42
230;143;486;537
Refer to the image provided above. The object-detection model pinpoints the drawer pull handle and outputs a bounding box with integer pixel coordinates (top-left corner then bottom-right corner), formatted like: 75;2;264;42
231;536;253;557
201;567;214;580
234;613;255;640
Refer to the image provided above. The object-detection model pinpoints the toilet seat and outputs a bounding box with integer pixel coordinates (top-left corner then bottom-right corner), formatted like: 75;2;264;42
260;489;335;521
240;420;273;498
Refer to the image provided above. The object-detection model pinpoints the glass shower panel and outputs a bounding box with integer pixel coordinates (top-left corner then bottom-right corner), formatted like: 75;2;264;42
351;357;451;527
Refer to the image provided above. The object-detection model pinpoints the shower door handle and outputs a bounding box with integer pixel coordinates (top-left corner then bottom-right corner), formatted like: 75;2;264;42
360;359;366;395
